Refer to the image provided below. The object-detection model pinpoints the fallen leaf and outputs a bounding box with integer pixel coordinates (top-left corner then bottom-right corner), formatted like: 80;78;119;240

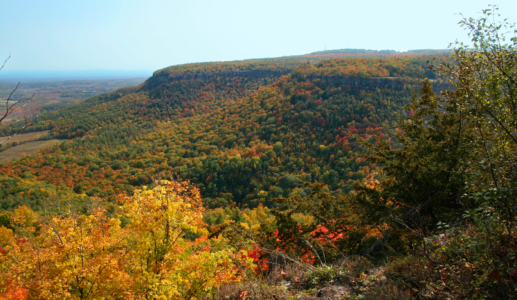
487;270;502;281
237;290;249;300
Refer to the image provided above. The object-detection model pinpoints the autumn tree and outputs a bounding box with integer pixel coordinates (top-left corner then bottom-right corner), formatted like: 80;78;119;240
352;7;517;297
0;180;250;299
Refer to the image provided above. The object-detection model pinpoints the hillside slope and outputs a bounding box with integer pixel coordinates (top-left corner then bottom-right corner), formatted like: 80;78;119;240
0;49;447;137
0;52;449;209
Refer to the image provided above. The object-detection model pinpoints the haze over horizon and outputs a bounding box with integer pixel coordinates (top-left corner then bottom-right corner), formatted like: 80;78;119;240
1;0;516;72
0;69;154;83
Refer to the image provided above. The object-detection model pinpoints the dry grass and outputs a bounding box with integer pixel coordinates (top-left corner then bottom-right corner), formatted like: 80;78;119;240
363;282;412;300
0;130;50;144
205;257;407;299
206;263;310;300
208;280;292;300
0;139;62;162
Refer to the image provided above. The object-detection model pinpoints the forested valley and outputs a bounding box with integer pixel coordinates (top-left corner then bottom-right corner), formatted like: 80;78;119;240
1;8;516;299
0;53;445;211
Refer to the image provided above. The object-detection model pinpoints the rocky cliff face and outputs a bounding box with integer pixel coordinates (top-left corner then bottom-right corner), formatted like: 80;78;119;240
143;70;289;90
143;69;446;93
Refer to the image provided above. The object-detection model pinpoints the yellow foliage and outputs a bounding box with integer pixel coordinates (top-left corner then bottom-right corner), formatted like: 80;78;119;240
0;226;14;248
257;190;268;197
0;180;245;299
242;204;276;233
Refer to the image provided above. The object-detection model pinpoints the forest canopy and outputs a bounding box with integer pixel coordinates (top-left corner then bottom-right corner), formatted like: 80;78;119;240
1;6;516;299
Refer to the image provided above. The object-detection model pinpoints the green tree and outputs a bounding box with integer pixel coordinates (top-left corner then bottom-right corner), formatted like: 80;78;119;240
356;79;472;244
355;7;517;297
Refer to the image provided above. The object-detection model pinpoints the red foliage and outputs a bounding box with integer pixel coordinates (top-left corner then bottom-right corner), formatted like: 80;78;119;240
1;284;29;300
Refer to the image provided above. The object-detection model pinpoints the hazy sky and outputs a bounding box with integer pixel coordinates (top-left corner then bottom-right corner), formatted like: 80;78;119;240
1;0;516;72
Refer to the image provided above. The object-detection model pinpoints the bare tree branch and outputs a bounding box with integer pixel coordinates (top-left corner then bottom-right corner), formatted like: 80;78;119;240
0;115;33;145
0;55;34;144
0;54;10;71
1;82;21;124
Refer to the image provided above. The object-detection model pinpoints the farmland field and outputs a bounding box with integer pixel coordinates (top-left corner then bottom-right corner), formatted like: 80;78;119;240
0;130;50;144
0;139;63;162
0;77;148;123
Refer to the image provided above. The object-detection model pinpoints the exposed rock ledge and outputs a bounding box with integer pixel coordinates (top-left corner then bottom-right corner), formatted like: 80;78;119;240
144;70;445;92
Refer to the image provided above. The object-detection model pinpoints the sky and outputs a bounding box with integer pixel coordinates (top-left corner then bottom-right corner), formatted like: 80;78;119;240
1;0;516;73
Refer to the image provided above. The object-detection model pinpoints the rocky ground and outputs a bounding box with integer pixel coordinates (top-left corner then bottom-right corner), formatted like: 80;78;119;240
209;257;414;300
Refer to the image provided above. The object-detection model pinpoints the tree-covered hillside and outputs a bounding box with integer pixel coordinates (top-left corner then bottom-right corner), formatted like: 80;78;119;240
0;51;447;137
0;53;448;210
2;7;516;299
